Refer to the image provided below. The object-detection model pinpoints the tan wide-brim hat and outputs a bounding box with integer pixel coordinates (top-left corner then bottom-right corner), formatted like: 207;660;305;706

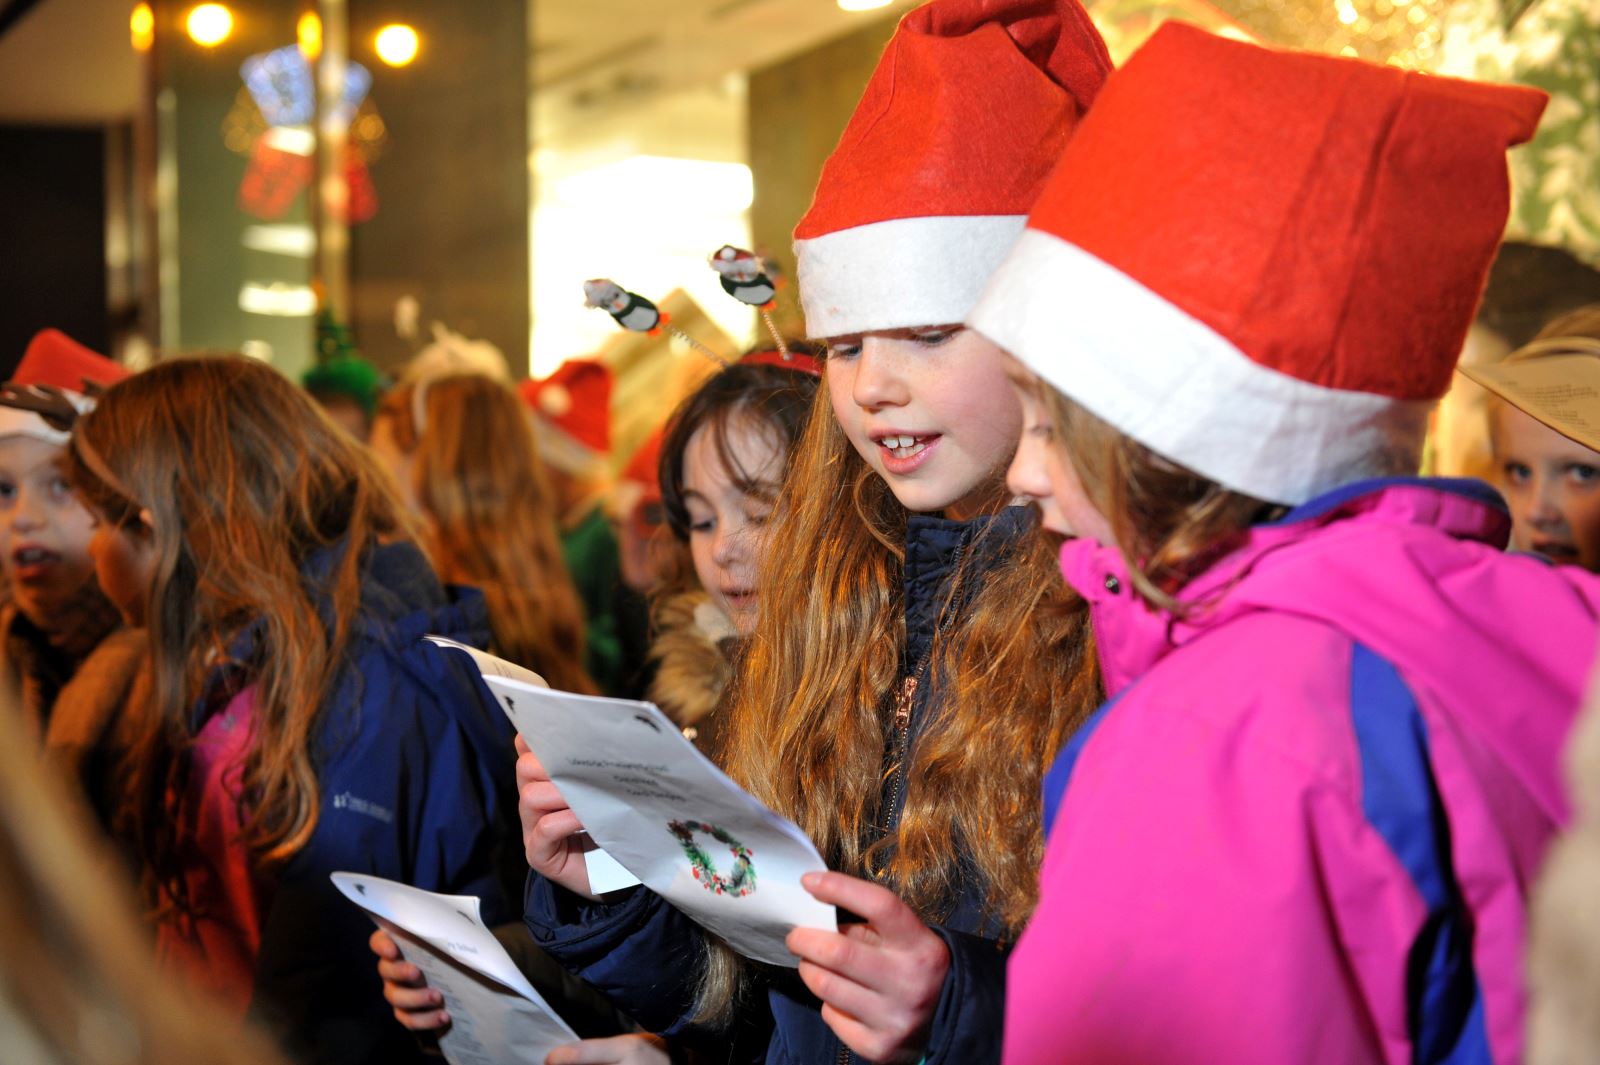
1459;337;1600;454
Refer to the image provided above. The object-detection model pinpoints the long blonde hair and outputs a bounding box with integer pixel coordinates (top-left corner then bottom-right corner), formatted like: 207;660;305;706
378;374;596;694
1037;381;1284;612
64;356;412;914
701;383;1102;1021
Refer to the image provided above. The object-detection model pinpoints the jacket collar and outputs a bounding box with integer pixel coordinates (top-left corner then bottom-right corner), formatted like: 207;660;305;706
903;506;1032;665
1058;477;1511;696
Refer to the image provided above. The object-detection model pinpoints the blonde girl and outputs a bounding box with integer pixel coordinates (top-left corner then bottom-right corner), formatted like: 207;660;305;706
976;25;1590;1064
517;2;1110;1062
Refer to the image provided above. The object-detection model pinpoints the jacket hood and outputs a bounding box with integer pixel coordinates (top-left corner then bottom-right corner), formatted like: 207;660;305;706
1061;476;1600;828
203;540;490;729
254;538;490;653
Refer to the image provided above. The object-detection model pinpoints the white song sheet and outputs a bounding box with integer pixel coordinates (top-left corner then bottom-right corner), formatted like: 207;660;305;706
482;676;838;967
331;872;579;1065
423;636;640;894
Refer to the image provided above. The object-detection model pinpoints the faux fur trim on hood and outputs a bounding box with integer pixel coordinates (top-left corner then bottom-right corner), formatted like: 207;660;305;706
647;589;733;730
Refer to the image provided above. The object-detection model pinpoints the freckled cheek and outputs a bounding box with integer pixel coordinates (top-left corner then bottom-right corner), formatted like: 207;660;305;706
943;387;1021;466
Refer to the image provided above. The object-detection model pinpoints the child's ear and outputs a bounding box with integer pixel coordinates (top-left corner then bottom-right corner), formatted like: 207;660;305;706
138;507;155;533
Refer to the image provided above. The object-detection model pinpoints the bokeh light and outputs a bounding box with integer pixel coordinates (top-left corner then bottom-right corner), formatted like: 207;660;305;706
186;3;233;47
130;3;154;52
374;23;419;67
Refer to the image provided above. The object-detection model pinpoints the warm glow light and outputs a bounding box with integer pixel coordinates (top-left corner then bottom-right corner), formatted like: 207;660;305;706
239;282;317;317
551;156;753;213
130;3;154;52
837;0;893;10
297;11;321;59
186;3;233;46
374;23;419;67
1335;0;1360;25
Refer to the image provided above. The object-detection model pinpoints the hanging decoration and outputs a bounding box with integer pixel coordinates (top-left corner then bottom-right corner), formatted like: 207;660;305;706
224;42;386;224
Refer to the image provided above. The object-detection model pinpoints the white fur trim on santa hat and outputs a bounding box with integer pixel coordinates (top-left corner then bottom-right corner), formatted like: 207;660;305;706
0;406;70;446
532;416;608;480
795;215;1026;339
969;229;1432;506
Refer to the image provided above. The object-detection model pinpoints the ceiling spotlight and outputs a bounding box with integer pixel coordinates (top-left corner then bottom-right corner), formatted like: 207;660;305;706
374;23;419;67
130;3;154;52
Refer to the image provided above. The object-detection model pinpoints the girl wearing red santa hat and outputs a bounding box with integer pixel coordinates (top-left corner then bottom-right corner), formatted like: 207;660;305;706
516;1;1111;1061
980;22;1592;1064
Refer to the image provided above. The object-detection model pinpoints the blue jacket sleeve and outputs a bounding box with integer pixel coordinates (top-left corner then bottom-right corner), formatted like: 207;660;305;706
523;872;710;1037
249;643;518;1065
922;925;1009;1065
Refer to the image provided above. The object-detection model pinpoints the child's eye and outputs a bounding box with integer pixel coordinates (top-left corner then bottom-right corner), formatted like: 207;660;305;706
911;329;957;347
1503;461;1532;484
1028;422;1055;440
48;476;73;499
0;480;13;502
744;508;773;527
826;341;862;360
1568;464;1600;485
688;518;715;534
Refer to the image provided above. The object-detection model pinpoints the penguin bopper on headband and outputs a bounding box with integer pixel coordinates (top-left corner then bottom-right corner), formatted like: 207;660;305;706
708;245;790;360
583;279;666;335
582;278;729;366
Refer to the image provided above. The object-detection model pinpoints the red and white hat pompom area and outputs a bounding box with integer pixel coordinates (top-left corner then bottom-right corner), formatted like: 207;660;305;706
971;22;1547;506
0;329;130;445
519;358;614;476
793;0;1111;339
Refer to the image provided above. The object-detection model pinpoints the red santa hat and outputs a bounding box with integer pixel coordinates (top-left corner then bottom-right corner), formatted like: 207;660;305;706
970;22;1546;506
0;329;130;445
519;358;613;475
793;0;1110;338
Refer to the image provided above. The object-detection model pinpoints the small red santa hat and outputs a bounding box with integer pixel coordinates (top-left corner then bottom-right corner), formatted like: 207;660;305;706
519;358;613;475
970;23;1546;506
0;329;130;445
793;0;1110;338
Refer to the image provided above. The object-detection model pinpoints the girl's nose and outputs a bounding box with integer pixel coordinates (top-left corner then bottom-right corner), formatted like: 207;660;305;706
1007;435;1052;502
850;339;911;411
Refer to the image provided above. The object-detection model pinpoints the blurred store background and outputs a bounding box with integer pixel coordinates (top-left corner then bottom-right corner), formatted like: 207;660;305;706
1;0;1595;462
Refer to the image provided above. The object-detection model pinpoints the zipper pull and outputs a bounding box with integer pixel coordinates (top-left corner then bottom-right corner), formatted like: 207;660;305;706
895;675;917;729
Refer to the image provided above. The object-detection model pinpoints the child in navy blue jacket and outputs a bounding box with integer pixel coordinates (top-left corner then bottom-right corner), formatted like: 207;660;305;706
64;355;519;1065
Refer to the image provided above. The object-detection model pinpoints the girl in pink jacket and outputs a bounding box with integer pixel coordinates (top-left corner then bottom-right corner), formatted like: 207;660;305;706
968;22;1596;1065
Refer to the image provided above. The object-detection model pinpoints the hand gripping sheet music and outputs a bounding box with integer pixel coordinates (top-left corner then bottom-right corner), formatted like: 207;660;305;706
422;636;639;893
484;674;838;966
331;872;579;1065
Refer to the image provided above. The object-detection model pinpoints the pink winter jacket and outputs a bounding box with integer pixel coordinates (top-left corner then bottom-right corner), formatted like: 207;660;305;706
1005;479;1600;1065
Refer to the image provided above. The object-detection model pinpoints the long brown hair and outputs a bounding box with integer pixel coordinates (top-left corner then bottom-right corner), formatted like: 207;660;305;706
1036;381;1284;612
700;383;1102;1021
64;355;411;913
377;374;596;694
